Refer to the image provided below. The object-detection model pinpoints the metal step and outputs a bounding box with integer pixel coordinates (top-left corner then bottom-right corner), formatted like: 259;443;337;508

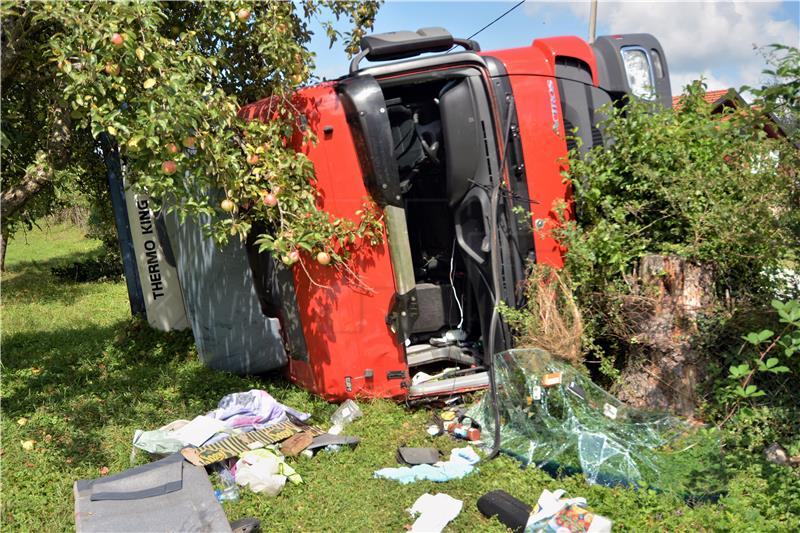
406;344;476;367
408;371;489;398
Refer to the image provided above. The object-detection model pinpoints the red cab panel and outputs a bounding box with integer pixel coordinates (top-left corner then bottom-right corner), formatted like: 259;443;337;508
242;85;408;401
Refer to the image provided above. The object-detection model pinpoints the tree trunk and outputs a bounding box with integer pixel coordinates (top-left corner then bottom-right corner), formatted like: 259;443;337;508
0;227;8;272
615;255;716;417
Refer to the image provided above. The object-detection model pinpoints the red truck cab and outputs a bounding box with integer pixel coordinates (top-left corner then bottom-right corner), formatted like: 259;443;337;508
240;29;671;401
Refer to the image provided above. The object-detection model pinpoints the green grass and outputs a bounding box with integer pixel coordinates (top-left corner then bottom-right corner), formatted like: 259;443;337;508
2;224;799;532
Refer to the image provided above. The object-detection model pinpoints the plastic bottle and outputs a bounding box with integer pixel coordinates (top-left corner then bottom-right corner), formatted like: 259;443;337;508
329;399;363;435
214;468;240;503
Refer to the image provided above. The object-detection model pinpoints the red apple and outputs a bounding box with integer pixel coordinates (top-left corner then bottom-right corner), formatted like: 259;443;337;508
316;251;331;266
246;153;260;165
262;193;277;207
166;143;179;154
161;160;177;175
237;8;251;21
220;199;235;212
111;33;125;47
183;136;196;148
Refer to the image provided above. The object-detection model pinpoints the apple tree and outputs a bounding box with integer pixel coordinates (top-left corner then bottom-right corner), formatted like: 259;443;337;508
0;1;382;272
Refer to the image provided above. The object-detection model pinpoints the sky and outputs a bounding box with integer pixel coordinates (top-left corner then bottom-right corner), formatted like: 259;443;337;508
307;1;799;95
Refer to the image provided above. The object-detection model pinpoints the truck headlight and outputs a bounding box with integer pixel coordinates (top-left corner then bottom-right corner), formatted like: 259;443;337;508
621;46;655;100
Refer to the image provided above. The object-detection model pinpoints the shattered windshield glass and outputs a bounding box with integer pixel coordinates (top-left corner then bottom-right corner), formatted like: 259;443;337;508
469;349;727;499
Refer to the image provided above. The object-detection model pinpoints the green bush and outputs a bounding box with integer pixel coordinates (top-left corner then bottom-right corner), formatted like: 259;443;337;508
553;77;800;379
560;80;799;300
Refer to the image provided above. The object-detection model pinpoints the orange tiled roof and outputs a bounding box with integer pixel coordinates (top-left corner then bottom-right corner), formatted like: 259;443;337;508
672;89;734;109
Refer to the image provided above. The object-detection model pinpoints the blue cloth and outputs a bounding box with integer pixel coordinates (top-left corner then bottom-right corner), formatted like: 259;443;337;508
373;462;474;484
451;446;481;465
374;447;480;484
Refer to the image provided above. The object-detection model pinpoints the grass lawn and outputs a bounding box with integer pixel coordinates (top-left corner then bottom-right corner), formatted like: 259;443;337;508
2;223;798;532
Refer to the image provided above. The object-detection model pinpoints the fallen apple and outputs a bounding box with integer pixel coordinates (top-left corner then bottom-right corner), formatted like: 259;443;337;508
161;160;177;175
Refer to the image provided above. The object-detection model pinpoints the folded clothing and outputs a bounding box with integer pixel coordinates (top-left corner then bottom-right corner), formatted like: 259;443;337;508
207;389;310;432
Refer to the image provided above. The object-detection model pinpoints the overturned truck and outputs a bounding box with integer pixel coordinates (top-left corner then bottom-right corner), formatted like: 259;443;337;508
237;28;672;401
126;28;671;402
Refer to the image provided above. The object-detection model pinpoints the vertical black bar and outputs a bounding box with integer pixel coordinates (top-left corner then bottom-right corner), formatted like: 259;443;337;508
99;133;146;316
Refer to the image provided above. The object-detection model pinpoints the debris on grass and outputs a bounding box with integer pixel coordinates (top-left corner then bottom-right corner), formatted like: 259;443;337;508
407;493;463;533
477;488;612;533
469;348;728;498
374;446;480;484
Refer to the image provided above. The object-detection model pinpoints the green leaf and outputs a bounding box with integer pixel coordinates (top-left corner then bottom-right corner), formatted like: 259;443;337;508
767;365;790;374
127;135;144;148
756;329;774;342
728;364;747;378
743;332;761;345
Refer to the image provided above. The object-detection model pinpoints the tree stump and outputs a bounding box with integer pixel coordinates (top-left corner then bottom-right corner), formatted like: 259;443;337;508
615;255;716;417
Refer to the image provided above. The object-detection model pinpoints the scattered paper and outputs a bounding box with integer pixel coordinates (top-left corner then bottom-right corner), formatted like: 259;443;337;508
171;415;230;447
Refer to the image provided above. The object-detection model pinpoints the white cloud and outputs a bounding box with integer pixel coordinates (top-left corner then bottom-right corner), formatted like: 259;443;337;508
670;68;737;93
525;1;799;91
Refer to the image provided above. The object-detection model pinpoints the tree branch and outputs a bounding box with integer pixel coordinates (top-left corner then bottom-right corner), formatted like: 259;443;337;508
1;151;54;219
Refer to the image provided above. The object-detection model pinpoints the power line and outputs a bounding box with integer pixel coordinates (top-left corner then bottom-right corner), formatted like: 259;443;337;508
466;0;526;41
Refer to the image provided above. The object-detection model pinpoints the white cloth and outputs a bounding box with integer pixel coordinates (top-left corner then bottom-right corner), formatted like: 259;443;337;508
408;493;463;533
170;415;230;447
